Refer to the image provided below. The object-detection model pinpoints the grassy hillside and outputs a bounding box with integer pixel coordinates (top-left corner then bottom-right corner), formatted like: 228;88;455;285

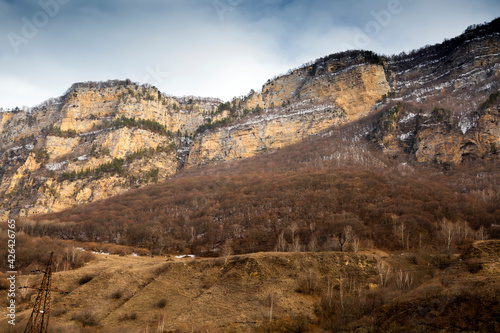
1;240;498;332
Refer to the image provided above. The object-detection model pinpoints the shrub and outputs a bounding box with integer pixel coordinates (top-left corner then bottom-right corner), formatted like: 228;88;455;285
466;262;483;274
42;124;78;138
61;158;125;181
295;270;319;294
480;91;500;110
33;148;49;165
156;298;168;308
123;312;137;320
431;255;452;270
104;116;172;137
194;117;233;135
110;290;123;300
72;310;99;327
52;306;67;317
78;274;94;285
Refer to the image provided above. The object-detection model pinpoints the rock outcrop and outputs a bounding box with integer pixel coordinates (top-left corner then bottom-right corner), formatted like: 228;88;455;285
0;19;499;218
243;54;390;120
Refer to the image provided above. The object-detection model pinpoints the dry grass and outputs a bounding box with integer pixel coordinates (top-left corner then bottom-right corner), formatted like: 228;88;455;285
0;241;498;332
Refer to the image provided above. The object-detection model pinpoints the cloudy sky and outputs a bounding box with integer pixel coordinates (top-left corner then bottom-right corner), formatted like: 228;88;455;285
1;0;498;109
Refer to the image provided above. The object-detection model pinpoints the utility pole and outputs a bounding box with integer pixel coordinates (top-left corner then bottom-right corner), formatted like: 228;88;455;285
24;252;54;333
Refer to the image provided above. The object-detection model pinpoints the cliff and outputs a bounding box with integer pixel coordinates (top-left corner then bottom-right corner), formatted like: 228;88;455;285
0;19;499;218
243;55;390;120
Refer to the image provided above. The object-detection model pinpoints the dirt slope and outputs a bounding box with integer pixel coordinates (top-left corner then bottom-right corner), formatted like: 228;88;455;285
1;241;498;332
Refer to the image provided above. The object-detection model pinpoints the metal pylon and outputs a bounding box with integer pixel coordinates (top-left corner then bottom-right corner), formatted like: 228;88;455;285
24;252;54;333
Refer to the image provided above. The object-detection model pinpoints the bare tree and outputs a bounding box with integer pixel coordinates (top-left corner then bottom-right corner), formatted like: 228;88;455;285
308;237;318;252
65;246;80;267
221;240;233;266
352;237;360;253
293;236;301;252
396;269;413;290
18;276;31;301
394;221;406;250
339;271;345;313
441;219;455;253
336;225;353;252
309;221;316;235
155;314;166;333
268;291;278;322
477;225;489;241
325;276;335;309
148;223;165;256
377;261;391;287
275;231;287;252
290;222;298;241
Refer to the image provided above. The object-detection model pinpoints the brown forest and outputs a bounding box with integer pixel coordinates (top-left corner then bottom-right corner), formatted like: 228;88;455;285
21;102;499;260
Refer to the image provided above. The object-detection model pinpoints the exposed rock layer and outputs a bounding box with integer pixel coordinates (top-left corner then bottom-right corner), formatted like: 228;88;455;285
0;20;499;217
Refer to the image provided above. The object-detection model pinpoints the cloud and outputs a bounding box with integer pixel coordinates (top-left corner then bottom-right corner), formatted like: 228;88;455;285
0;0;498;109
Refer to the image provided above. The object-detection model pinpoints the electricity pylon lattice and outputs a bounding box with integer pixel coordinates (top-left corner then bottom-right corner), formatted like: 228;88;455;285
24;252;54;333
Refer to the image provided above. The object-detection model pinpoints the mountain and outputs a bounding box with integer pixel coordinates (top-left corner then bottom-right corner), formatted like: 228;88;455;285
0;18;499;221
1;18;500;333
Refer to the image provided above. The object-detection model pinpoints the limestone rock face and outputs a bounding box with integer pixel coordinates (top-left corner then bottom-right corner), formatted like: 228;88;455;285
100;128;165;159
0;83;212;217
372;104;500;165
244;56;390;120
60;88;122;132
187;104;346;166
46;136;80;159
414;127;464;164
413;106;500;164
300;64;389;119
7;154;40;192
1;20;499;217
60;84;220;136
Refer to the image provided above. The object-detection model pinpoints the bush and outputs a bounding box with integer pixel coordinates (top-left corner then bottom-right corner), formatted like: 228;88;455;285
33;148;49;165
110;290;123;300
123;312;137;320
156;298;168;308
72;310;99;327
42;124;78;138
104;116;172;137
78;274;94;285
295;270;319;294
466;262;483;274
254;315;310;333
195;117;233;135
61;158;125;181
52;306;67;317
480;91;500;111
432;255;452;270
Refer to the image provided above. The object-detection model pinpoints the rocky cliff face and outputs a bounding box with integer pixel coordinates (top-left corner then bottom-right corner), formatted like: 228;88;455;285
187;102;346;167
0;81;347;217
371;99;500;165
368;19;500;165
243;54;390;120
1;19;499;218
0;82;224;218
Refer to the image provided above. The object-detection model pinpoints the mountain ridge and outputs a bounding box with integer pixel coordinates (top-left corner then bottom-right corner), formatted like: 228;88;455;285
0;18;499;219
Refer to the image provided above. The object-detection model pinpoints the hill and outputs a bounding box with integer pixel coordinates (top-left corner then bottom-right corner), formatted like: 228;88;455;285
1;240;498;332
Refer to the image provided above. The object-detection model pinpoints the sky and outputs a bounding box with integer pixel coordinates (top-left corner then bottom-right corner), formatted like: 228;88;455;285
0;0;499;109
